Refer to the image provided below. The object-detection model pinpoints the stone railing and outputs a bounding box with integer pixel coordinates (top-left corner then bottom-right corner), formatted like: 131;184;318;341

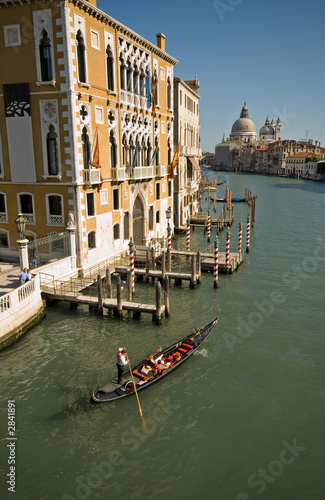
0;274;45;350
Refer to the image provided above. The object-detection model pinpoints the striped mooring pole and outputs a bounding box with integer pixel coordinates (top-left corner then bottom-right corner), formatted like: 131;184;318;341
246;215;251;253
186;218;191;252
129;239;135;293
167;223;172;252
226;227;230;272
238;219;243;254
207;209;211;242
214;235;219;288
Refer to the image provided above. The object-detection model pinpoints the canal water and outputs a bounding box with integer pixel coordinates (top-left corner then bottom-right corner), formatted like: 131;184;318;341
1;173;324;500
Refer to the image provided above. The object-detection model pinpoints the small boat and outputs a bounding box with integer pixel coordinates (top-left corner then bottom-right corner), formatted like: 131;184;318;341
210;196;252;203
90;316;219;404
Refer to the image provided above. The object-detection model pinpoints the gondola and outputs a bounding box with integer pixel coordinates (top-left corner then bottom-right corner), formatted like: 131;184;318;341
90;316;219;404
210;196;250;202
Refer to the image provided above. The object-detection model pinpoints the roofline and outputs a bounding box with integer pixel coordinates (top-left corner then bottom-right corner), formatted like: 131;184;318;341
173;77;200;99
0;0;178;65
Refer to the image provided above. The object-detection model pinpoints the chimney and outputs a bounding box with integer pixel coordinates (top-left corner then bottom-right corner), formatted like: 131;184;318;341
156;33;166;51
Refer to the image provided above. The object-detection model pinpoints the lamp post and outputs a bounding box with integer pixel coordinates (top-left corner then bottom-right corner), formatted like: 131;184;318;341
15;213;29;270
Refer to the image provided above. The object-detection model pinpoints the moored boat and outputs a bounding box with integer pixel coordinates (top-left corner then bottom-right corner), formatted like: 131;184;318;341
90;316;219;404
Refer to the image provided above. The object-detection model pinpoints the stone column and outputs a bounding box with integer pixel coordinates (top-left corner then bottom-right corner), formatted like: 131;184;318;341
17;238;29;271
66;212;77;270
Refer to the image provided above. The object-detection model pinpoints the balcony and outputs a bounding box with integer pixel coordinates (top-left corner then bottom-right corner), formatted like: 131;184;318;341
131;165;154;180
111;167;126;182
83;168;102;185
155;164;166;177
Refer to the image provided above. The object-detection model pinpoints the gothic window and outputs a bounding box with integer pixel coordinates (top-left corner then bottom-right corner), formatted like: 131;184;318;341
82;127;91;169
46;125;59;175
106;45;114;91
120;56;126;90
0;230;9;248
167;77;172;109
86;192;95;217
156;210;160;223
140;70;146;97
149;206;154;231
153;70;158;105
113;223;120;240
0;193;7;222
167;138;172;165
155;137;159;166
19;194;34;222
168;180;172;197
123;212;129;240
127;61;133;92
109;131;117;168
88;231;96;249
122;134;127;166
47;194;63;225
147;138;152;166
113;188;119;210
76;30;86;83
133;65;139;95
39;30;53;81
129;136;135;167
156;182;160;200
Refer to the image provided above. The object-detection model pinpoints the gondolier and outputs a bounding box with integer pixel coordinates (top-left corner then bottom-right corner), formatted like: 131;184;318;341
91;316;219;404
116;348;128;384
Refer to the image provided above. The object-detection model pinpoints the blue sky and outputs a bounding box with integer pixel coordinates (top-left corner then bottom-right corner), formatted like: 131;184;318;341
98;0;325;152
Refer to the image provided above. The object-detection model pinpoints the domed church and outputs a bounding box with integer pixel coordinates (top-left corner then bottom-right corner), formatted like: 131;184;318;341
259;116;281;144
229;103;257;144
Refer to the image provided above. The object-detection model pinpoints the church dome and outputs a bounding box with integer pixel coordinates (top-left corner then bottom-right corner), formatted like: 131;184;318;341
229;103;257;143
260;124;274;136
231;117;256;134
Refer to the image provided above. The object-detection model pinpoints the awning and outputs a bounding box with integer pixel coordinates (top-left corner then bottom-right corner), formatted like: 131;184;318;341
188;157;200;171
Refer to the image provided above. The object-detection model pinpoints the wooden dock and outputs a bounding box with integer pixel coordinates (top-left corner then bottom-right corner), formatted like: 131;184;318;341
40;272;167;324
171;250;242;274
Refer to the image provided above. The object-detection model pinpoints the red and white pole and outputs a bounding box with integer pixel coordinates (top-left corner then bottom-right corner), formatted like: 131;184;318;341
207;209;211;242
186;218;191;252
246;215;251;253
226;227;230;272
167;223;172;252
129;239;135;293
214;235;219;288
238;219;243;254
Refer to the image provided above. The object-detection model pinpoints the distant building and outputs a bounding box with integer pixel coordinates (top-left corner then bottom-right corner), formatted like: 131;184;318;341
259;117;281;144
229;103;257;144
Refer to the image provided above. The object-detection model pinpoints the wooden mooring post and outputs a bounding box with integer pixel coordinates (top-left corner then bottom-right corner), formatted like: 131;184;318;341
97;274;103;316
164;275;170;317
106;268;111;298
155;281;162;325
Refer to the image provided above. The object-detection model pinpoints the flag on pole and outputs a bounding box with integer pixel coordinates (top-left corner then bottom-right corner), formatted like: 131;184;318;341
144;72;152;109
132;141;139;167
170;143;180;180
91;128;101;169
151;74;156;115
150;144;159;166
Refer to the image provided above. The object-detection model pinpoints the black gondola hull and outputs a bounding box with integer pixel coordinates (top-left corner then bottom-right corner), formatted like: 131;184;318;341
90;316;218;404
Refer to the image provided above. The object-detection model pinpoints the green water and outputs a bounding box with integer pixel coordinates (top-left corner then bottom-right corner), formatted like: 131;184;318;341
1;173;324;500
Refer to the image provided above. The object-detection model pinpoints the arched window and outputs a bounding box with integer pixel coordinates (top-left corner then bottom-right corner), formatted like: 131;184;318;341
47;194;63;225
147;138;152;166
76;30;86;83
110;131;117;168
39;30;53;81
113;223;120;240
122;134;128;167
82;127;91;169
88;231;96;249
106;45;114;91
167;138;172;165
127;61;133;92
0;193;7;222
133;65;139;95
0;230;9;249
47;125;59;175
123;212;129;240
154;138;159;166
153;70;158;105
120;56;126;90
140;70;146;97
167;77;172;109
19;193;34;223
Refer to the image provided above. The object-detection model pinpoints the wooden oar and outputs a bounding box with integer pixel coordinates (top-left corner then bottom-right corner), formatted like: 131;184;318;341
126;356;144;420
